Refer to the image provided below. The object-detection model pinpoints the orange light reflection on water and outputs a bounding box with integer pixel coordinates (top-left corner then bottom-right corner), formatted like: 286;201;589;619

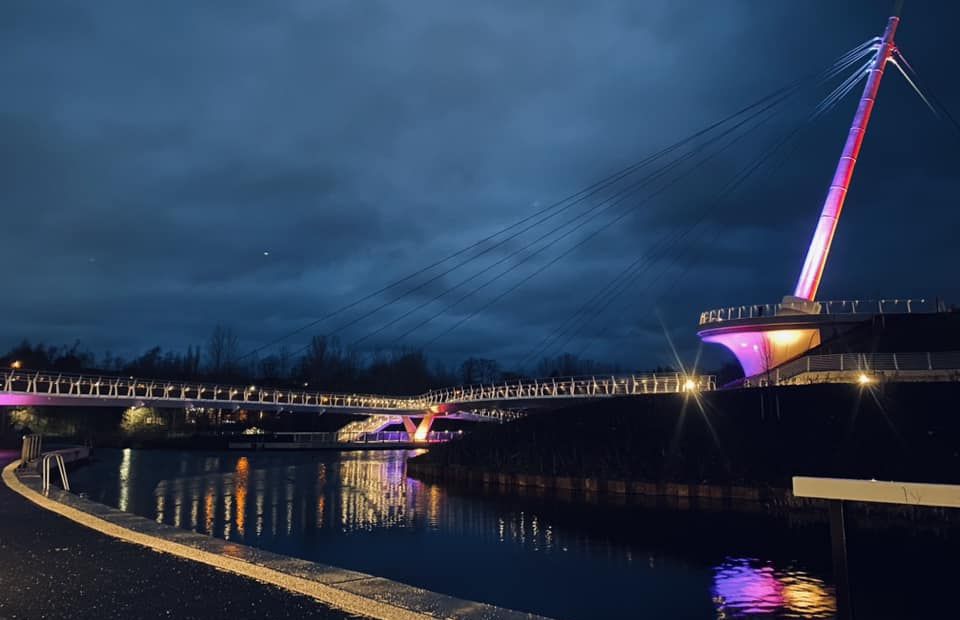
235;457;249;536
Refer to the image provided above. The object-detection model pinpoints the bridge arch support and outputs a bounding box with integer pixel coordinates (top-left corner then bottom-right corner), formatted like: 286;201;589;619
402;413;439;442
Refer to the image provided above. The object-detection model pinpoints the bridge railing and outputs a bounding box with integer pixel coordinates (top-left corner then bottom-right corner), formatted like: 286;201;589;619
0;369;427;411
698;297;942;325
750;351;960;385
262;430;461;444
1;369;715;412
421;373;715;406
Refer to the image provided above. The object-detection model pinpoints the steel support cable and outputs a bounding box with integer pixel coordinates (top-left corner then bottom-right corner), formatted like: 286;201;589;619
349;105;790;350
240;146;688;362
429;46;871;355
562;120;815;361
888;57;938;116
387;95;798;349
527;60;878;365
319;66;850;355
241;96;780;363
288;113;766;360
546;108;817;362
810;43;880;119
812;57;874;120
565;116;817;360
890;49;959;135
518;200;712;368
413;97;795;350
347;142;703;349
272;89;808;362
311;141;710;345
348;46;883;351
244;39;881;362
810;43;880;117
519;53;876;367
572;228;723;361
516;225;689;369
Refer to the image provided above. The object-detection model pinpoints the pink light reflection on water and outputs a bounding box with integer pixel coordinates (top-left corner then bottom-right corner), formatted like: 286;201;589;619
713;559;785;614
712;558;836;618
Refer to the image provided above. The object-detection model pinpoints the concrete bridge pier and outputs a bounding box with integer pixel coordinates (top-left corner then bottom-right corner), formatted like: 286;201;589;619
402;413;438;442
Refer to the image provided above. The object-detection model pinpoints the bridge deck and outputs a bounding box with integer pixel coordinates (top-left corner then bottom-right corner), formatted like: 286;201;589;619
1;370;715;415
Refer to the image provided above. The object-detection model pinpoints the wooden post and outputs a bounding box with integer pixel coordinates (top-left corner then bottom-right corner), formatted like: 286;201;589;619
829;500;852;619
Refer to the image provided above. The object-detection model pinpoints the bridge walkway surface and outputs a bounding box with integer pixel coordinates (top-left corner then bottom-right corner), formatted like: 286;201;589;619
0;451;360;620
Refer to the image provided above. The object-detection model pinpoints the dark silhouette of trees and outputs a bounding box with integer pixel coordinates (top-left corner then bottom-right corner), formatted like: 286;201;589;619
460;358;500;384
0;326;725;397
206;324;240;378
535;353;621;378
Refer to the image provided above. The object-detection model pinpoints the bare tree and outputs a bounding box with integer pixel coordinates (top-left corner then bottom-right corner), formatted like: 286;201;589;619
206;324;240;376
460;357;500;384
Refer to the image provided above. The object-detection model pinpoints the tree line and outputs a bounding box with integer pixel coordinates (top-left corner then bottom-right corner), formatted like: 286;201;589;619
1;325;635;396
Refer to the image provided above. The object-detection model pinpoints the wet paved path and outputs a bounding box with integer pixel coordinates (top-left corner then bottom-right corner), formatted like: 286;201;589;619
0;451;361;620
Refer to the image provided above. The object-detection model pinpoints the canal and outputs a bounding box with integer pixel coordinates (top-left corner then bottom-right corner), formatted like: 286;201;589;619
69;448;955;619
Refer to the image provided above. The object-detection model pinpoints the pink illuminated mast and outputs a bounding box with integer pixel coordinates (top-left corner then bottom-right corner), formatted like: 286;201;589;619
793;9;901;301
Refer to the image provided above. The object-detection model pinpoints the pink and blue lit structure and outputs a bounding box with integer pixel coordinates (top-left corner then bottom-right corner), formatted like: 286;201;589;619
794;13;900;301
700;9;904;378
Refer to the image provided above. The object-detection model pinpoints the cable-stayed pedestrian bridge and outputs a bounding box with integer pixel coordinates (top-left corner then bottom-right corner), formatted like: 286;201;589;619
3;9;953;424
0;369;715;418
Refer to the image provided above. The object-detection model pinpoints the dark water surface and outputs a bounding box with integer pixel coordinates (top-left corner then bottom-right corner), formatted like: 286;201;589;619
69;449;957;619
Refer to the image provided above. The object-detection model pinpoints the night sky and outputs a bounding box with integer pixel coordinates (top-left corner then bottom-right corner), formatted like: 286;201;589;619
2;1;958;371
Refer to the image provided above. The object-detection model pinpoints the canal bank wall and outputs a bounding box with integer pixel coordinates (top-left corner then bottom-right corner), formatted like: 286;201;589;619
407;460;781;502
409;382;960;495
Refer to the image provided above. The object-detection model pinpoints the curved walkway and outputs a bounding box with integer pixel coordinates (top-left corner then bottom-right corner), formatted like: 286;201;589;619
0;451;358;620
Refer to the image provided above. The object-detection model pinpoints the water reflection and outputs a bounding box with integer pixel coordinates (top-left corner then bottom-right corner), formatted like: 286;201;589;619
713;558;836;618
117;447;131;511
80;450;838;620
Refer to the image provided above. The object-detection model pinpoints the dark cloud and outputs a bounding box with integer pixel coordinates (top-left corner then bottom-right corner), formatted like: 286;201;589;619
2;0;958;372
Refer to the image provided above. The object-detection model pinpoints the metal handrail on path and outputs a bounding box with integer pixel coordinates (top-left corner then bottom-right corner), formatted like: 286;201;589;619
699;297;942;325
421;373;715;406
748;351;960;386
41;452;70;492
20;434;42;465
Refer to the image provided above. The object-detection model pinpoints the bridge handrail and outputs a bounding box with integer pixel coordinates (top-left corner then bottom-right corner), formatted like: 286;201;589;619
0;368;427;410
266;430;462;444
698;297;943;325
753;351;960;385
1;368;715;411
420;372;715;405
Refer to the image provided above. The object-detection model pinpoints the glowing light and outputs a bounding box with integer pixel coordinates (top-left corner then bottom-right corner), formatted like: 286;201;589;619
235;457;249;536
857;373;874;385
712;559;836;618
701;328;820;377
712;559;784;614
794;14;900;300
769;330;803;346
683;378;698;392
781;575;836;616
413;413;437;442
118;448;132;512
10;360;22;369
